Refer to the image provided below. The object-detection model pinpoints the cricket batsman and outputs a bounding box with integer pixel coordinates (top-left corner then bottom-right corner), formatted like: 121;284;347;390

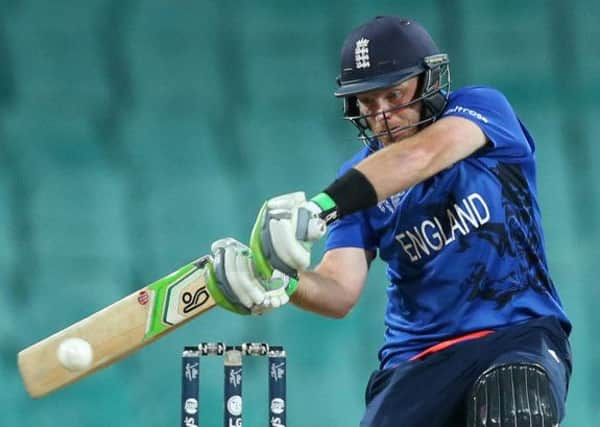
206;16;572;427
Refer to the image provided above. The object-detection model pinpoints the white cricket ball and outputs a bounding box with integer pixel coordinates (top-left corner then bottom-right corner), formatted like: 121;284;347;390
57;337;94;372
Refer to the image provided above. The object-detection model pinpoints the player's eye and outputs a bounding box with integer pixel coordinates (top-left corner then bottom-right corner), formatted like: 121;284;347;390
357;98;375;114
387;91;403;102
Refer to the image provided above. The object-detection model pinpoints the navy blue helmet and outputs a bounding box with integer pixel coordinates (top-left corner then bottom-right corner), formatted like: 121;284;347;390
335;16;451;147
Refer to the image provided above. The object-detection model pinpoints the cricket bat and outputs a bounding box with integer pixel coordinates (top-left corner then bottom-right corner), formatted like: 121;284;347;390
18;255;216;398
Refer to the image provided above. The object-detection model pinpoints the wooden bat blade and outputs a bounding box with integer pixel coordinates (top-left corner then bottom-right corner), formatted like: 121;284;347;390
18;256;216;398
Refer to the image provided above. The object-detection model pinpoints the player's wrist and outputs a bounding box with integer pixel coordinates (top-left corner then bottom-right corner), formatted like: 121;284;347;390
308;193;336;223
285;277;299;296
318;168;378;221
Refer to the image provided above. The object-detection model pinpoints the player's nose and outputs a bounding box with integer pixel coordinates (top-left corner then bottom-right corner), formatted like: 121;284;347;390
374;107;390;123
372;99;392;122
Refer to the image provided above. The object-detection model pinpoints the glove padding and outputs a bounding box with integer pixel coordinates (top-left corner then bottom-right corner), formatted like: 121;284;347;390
250;192;327;281
206;238;292;315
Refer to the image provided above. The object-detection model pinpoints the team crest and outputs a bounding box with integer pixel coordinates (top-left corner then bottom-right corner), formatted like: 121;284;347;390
355;37;370;69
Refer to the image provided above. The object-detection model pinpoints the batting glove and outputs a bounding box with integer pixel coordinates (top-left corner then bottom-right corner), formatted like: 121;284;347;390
206;238;293;315
249;192;327;296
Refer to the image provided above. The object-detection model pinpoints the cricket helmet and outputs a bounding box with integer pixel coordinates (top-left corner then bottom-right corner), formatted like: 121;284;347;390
335;16;451;148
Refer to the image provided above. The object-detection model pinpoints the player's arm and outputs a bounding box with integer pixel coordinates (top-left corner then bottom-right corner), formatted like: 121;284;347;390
207;116;487;316
291;247;373;318
353;116;487;201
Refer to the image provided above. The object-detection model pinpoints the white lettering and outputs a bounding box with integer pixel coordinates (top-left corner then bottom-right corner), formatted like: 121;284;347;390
406;228;430;259
444;105;489;123
455;201;479;230
421;220;444;250
395;233;419;262
468;193;490;224
395;192;492;262
433;216;449;244
448;208;467;237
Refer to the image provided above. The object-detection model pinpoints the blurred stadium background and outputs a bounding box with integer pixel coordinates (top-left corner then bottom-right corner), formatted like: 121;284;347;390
0;0;597;425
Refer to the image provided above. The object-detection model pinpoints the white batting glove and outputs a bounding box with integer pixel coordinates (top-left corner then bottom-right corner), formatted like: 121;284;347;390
206;238;291;315
250;192;327;283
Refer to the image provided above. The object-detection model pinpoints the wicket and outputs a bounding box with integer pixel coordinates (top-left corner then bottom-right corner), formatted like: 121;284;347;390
181;342;287;427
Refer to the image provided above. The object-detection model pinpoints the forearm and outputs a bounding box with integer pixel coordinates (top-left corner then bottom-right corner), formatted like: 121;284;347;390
316;124;433;219
354;131;429;201
319;117;487;217
291;271;357;319
355;117;483;200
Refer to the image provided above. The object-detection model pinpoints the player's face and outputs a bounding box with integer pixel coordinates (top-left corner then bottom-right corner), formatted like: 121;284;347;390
356;77;422;146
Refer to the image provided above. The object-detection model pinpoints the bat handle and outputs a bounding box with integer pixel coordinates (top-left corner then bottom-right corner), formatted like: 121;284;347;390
305;217;327;241
297;205;327;242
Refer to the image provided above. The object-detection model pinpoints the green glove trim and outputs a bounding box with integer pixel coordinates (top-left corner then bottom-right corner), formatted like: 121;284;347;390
249;201;275;280
310;192;337;212
250;197;305;298
205;261;250;315
285;277;299;297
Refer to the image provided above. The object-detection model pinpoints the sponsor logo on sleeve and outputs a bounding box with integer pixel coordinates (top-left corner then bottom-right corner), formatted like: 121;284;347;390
444;105;489;123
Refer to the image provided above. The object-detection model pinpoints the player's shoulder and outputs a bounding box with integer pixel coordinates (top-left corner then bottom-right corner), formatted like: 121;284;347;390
447;85;512;107
337;146;372;176
443;85;517;122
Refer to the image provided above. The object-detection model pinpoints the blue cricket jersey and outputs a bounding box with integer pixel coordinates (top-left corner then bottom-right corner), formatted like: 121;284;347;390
325;86;571;368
